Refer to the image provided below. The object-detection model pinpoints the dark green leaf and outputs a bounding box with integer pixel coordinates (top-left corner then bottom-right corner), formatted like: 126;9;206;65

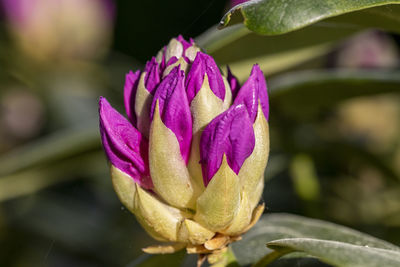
220;0;400;35
266;238;400;267
197;23;356;78
269;69;400;118
232;213;400;266
0;125;100;176
0;151;106;202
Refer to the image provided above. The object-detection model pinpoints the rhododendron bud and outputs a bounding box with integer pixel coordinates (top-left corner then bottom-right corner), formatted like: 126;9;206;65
98;36;270;260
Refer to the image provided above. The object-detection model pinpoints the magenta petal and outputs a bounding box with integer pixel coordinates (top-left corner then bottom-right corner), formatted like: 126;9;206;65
177;35;193;50
227;66;240;99
124;70;141;126
233;64;269;121
150;67;192;163
186;52;225;104
144;57;161;94
230;0;249;7
165;56;179;68
200;104;255;186
99;97;153;189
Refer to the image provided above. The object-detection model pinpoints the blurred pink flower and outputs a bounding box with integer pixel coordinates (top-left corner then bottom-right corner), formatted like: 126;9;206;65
336;31;398;69
2;0;115;61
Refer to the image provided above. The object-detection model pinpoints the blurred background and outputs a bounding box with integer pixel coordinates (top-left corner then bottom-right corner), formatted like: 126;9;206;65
0;1;399;266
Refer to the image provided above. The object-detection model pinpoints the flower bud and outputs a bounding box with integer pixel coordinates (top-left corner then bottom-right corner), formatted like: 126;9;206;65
98;36;270;258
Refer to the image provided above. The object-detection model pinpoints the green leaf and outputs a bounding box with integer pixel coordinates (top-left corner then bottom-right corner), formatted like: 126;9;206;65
265;238;400;267
198;3;400;85
0;151;105;202
220;0;400;35
0;125;100;176
231;213;400;266
197;23;355;78
289;154;320;201
222;42;333;82
269;69;400;118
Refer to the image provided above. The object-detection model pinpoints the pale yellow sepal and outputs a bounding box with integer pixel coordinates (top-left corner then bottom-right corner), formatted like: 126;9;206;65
190;74;225;134
156;49;163;63
134;184;189;242
185;45;200;62
149;101;198;209
110;165;137;213
110;166;167;241
204;234;230;250
249;175;264;211
188;74;226;193
238;103;269;209
220;191;252;236
142;243;186;254
239;203;265;235
165;38;183;62
178;219;215;245
134;72;153;138
162;57;188;78
222;76;232;110
194;155;241;232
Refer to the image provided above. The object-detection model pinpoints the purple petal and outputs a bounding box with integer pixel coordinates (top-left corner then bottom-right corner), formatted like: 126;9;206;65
230;0;249;7
233;64;269;122
227;66;240;99
144;57;161;94
158;36;194;71
165;56;179;68
124;70;141;126
1;0;32;27
99;97;153;189
186;52;225;104
102;0;116;21
200;104;255;186
150;67;192;163
177;35;194;51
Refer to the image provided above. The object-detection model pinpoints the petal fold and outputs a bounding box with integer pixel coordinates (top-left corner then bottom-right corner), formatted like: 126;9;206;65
150;67;192;162
124;70;141;125
233;64;269;121
200;104;255;186
186;52;225;104
99;97;152;189
144;57;161;94
227;66;240;99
